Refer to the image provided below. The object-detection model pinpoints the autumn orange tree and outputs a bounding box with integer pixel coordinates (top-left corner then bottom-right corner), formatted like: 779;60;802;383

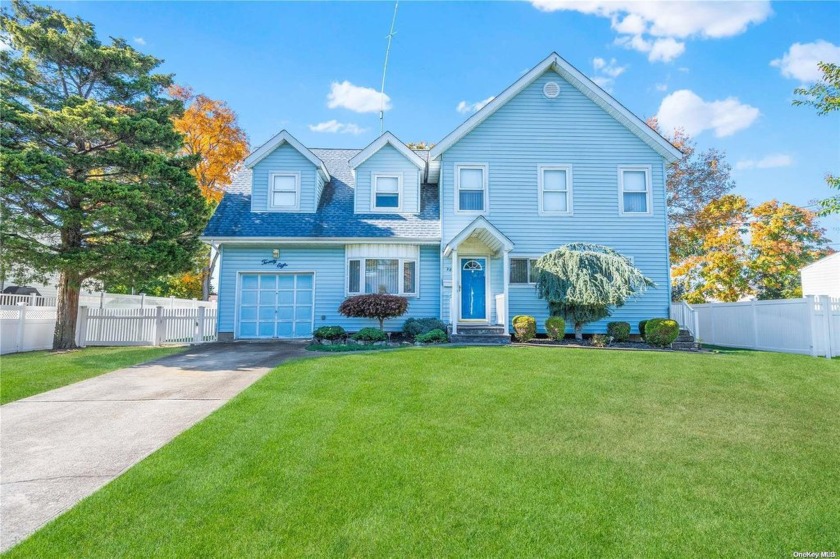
749;200;831;299
171;86;248;298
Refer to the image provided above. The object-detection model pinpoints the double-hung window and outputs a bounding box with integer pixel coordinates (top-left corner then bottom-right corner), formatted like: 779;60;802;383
509;258;539;284
618;166;652;215
269;172;300;210
373;174;401;210
456;164;488;213
539;165;572;215
347;258;417;296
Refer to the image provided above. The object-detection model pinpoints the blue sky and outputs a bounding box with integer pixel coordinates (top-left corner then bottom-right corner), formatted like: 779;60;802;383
43;1;840;238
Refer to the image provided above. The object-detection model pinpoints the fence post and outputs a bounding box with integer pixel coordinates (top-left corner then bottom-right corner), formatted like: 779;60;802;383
139;293;146;310
100;291;105;309
15;302;27;353
154;305;165;346
170;295;175;309
194;306;205;344
806;295;819;357
693;307;700;343
29;293;36;307
820;295;833;359
751;299;759;350
76;306;89;348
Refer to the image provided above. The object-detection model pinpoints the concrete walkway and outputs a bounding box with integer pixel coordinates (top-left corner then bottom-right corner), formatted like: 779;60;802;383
0;342;308;552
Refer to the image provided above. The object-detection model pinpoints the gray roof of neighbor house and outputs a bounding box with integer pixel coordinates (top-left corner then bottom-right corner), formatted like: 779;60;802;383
203;148;440;240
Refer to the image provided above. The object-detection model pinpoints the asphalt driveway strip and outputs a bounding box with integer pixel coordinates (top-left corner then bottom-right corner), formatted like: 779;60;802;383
0;342;311;552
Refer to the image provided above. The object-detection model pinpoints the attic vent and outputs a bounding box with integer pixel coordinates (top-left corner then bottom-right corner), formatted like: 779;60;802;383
543;81;560;99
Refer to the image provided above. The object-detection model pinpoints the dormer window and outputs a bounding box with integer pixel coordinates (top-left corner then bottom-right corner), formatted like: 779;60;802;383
269;172;300;210
372;174;401;211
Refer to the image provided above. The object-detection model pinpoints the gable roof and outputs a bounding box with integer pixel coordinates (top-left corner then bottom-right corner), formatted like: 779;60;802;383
429;52;682;163
244;130;330;181
348;132;427;171
443;216;514;256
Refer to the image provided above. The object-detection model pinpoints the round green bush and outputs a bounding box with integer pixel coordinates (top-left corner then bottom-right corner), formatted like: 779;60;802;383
644;318;679;347
512;315;536;342
606;321;630;342
638;320;649;341
351;327;388;343
416;328;448;344
403;317;448;338
545;316;566;341
313;326;346;341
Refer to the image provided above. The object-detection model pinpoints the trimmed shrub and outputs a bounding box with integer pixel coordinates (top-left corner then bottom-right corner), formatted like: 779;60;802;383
512;315;536;342
339;294;408;330
645;318;679;347
313;326;346;341
606;321;631;342
591;334;610;347
545;316;566;341
638;320;649;341
351;327;388;343
403;317;448;338
416;328;448;344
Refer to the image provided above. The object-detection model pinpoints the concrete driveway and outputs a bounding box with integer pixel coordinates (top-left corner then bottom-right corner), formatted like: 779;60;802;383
0;342;309;552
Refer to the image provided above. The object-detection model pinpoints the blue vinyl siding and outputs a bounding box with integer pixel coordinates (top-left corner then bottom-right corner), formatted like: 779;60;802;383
355;144;422;213
440;70;670;332
251;143;318;213
217;244;440;335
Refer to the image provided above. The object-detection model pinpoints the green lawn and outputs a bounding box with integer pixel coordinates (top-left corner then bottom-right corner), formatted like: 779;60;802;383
0;346;184;404
6;347;839;557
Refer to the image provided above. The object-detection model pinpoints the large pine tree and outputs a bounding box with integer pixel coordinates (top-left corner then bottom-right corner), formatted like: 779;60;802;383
0;0;208;348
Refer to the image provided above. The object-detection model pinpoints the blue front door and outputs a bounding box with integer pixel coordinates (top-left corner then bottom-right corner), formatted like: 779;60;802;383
461;258;487;320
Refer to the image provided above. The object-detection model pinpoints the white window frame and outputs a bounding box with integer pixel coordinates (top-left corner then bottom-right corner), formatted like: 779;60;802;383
618;165;653;217
509;257;541;286
346;257;419;298
454;163;489;215
538;165;573;216
268;171;301;211
370;173;403;212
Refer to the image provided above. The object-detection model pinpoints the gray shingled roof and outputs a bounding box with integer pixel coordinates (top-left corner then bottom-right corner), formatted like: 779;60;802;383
203;148;440;240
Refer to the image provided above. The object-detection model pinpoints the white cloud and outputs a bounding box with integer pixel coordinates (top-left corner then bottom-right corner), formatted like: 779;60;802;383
590;57;628;91
735;154;793;170
531;1;771;62
656;89;760;138
655;83;669;92
327;81;391;114
456;96;495;114
771;40;840;82
133;37;146;46
308;120;367;135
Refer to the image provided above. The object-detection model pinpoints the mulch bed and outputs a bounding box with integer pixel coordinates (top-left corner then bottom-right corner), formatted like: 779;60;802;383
518;338;704;352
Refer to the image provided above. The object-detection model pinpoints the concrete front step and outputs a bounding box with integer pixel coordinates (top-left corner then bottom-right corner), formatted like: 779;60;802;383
450;333;511;345
455;324;506;336
671;341;700;351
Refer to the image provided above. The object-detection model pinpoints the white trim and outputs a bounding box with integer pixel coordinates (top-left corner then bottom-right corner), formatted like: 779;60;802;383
349;132;426;170
443;216;514;257
345;256;420;298
458;256;491;323
618;165;653;217
430;53;682;163
244;130;330;181
234;270;316;340
454;163;489;215
202;237;441;245
267;171;301;211
537;165;573;216
370;173;403;212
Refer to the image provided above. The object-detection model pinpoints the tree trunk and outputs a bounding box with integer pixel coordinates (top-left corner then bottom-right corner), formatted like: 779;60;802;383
574;322;583;341
202;246;220;301
54;270;81;349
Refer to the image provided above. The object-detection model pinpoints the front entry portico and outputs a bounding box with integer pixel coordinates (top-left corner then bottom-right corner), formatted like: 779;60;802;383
444;217;514;335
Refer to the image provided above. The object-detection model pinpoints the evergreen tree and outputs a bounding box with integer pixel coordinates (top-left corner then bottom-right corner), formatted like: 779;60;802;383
0;1;208;348
533;244;654;340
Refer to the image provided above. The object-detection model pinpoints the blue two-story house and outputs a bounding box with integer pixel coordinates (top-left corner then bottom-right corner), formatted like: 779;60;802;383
203;53;682;341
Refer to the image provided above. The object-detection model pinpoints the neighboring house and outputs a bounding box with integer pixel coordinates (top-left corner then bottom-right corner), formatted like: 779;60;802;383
202;52;681;341
801;252;840;297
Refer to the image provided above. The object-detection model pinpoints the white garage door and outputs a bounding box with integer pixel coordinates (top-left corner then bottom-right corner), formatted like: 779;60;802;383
238;273;314;339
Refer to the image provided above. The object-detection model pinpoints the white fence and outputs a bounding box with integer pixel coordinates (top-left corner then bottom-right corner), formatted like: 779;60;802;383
0;305;57;354
77;306;218;347
671;295;840;358
1;293;218;355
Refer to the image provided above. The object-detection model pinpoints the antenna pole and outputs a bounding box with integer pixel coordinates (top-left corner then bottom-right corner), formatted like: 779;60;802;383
380;1;399;134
